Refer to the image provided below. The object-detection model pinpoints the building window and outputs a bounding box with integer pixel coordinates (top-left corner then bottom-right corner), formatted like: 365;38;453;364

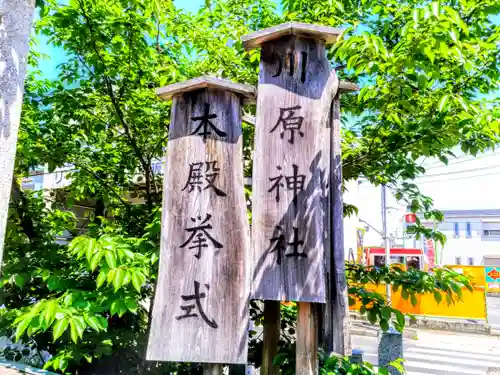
454;222;460;238
455;256;461;265
468;257;474;266
466;222;472;238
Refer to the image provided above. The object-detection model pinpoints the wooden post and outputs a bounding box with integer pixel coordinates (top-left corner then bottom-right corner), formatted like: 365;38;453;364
296;302;318;375
242;22;350;373
147;76;255;364
0;0;35;264
261;300;281;375
320;87;357;356
203;364;223;375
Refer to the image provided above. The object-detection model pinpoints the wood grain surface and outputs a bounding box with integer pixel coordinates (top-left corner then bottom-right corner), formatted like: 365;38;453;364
320;96;351;355
147;87;250;364
250;35;339;302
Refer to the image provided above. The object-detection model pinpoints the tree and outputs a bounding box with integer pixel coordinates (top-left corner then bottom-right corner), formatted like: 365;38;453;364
0;0;36;264
1;0;497;372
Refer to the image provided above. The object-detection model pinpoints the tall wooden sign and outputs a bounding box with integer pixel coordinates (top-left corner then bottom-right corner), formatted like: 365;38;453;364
243;23;342;303
147;77;255;364
0;0;35;263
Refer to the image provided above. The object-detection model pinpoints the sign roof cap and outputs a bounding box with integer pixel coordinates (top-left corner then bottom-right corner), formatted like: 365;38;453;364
242;22;343;51
156;76;257;101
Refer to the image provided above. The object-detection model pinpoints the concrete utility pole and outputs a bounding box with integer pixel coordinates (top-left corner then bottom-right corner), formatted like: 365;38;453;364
0;0;36;265
381;184;391;302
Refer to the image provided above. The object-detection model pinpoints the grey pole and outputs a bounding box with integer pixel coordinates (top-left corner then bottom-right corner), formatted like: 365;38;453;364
381;185;391;303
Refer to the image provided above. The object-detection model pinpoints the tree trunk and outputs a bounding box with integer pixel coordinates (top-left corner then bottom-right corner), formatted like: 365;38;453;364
0;0;36;265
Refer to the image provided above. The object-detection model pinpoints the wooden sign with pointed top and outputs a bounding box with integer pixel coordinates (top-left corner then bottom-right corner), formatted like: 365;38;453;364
243;22;342;303
147;76;255;364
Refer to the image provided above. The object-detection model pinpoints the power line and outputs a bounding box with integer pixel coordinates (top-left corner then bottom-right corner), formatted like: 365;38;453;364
417;170;500;184
418;164;500;179
423;151;500;170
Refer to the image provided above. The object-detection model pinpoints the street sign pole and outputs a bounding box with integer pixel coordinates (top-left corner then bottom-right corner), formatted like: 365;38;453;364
381;184;392;303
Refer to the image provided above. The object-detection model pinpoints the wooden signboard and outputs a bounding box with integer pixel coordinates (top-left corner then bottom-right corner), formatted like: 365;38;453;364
242;23;343;303
0;0;35;263
147;77;255;364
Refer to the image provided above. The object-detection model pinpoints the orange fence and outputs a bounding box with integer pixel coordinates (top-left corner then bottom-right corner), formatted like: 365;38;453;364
350;265;487;320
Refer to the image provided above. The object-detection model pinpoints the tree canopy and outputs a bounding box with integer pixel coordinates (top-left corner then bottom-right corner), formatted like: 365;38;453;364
1;0;497;372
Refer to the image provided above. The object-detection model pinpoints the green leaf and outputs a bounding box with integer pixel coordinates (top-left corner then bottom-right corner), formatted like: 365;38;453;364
412;8;420;24
69;320;79;344
110;299;127;317
14;274;27;288
90;250;104;270
68;316;85;343
85;314;104;332
52;318;69;341
380;319;389;331
394;310;405;328
381;306;391;320
119;247;135;260
125;298;138;313
272;352;288;366
438;94;449;112
423;46;435;63
401;288;409;300
113;268;126;291
433;290;443;304
431;1;440;17
85;237;97;260
131;271;145;292
417;74;427;90
410;293;418;307
456;96;469;111
15;316;32;341
96;271;107;288
105;251;117;269
367;309;378;324
43;300;58;327
96;315;108;330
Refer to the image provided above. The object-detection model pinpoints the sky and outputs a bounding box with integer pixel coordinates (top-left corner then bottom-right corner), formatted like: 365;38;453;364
34;0;207;79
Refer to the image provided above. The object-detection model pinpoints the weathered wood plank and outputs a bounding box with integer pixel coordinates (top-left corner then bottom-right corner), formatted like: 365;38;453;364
320;96;351;355
296;302;318;375
261;301;281;375
250;34;339;302
147;83;253;364
0;0;35;264
242;22;342;51
156;76;256;101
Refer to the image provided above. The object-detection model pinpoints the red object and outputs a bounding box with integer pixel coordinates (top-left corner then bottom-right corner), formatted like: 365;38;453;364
488;269;500;280
366;247;423;256
405;213;417;224
425;239;435;268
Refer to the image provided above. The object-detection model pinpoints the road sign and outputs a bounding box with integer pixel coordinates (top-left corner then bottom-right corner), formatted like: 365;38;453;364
486;267;500;282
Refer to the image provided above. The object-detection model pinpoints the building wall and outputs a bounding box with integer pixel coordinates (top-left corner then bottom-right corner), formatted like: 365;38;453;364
431;215;500;266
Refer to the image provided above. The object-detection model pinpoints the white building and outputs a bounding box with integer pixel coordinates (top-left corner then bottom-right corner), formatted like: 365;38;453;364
420;209;500;266
343;149;500;266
